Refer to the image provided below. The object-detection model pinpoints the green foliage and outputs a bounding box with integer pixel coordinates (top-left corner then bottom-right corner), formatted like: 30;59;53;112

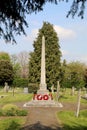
29;22;61;89
57;110;87;130
67;0;86;19
0;118;24;130
0;109;3;116
0;52;10;61
60;61;86;89
5;120;21;130
13;78;28;87
28;83;39;93
0;0;86;43
59;59;67;88
0;60;14;85
16;109;28;116
1;104;28;116
2;104;18;116
0;91;32;105
84;68;87;89
13;63;21;78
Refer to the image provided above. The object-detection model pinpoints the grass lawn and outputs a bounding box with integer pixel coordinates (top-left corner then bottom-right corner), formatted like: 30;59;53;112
57;110;87;130
0;88;33;105
53;88;87;105
56;88;87;130
0;88;87;130
0;88;32;130
0;117;26;130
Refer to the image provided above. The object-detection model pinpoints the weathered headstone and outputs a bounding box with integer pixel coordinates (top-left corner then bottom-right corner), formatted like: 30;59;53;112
4;82;9;93
24;87;28;94
71;86;75;96
51;84;54;93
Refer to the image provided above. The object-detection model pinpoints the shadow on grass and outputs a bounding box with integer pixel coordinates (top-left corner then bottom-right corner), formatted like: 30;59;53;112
21;121;62;130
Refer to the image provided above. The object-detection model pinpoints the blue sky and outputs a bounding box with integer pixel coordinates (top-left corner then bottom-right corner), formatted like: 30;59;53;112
0;1;87;64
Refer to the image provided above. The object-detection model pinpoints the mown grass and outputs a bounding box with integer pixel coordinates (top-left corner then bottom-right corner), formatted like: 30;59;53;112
53;88;87;105
0;88;33;105
0;117;25;130
56;88;87;130
0;88;31;130
57;110;87;130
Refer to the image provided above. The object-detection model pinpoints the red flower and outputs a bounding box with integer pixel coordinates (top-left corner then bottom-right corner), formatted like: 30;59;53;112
37;94;43;100
43;95;49;100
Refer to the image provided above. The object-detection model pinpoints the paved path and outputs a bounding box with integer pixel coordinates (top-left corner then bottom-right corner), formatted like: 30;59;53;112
21;107;62;130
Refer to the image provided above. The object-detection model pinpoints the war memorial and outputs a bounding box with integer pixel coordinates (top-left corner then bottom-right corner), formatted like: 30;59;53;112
24;36;62;107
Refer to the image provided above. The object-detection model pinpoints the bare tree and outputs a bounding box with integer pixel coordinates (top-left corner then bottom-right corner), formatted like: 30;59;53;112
17;51;29;78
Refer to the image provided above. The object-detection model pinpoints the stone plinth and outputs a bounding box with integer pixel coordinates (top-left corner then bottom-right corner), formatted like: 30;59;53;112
23;100;63;108
37;89;49;95
23;93;63;108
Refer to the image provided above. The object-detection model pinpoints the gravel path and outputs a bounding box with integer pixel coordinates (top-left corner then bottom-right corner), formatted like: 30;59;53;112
0;100;86;130
15;101;87;130
21;107;62;130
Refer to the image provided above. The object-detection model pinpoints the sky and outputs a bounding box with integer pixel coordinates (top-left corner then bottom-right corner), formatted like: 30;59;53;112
0;1;87;64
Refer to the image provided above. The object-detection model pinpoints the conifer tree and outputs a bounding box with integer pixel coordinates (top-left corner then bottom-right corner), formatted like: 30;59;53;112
29;22;61;90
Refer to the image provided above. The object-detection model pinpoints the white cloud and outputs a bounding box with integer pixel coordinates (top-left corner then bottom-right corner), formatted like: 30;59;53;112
62;53;87;64
54;25;76;40
23;29;38;43
23;25;76;44
77;55;87;64
61;49;69;56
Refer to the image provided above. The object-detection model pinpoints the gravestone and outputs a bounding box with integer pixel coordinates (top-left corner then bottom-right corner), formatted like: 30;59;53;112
51;84;54;93
4;82;9;93
24;87;28;94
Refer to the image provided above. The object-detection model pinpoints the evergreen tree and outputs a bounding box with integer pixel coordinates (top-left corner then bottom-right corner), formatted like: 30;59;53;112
60;59;67;88
29;22;61;90
0;60;14;85
0;52;14;85
84;68;87;92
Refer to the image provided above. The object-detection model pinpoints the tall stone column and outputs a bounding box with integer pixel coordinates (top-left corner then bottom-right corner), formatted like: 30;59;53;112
38;36;48;94
40;36;46;90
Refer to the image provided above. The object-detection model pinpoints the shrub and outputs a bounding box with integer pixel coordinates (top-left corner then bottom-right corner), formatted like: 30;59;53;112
16;109;28;116
1;104;28;116
28;83;39;93
0;109;4;116
5;120;21;130
2;104;18;116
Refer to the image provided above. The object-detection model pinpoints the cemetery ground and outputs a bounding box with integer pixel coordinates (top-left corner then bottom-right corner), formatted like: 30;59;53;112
0;88;87;130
